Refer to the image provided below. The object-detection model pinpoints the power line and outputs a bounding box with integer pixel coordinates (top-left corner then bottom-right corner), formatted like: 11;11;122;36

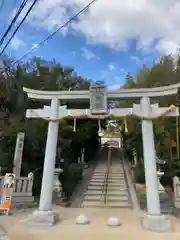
14;0;98;64
0;0;29;47
0;0;39;56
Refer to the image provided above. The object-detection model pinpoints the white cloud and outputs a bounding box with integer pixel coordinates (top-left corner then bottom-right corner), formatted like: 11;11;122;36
10;36;24;49
108;84;122;89
81;47;99;60
131;55;142;65
14;0;180;54
108;63;115;71
156;40;179;55
31;43;38;49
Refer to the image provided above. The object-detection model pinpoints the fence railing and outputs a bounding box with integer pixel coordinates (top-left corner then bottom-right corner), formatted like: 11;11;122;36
0;173;34;198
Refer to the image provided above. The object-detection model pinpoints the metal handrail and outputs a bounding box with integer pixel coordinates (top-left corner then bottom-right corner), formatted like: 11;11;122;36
101;172;108;203
101;147;112;204
104;167;110;204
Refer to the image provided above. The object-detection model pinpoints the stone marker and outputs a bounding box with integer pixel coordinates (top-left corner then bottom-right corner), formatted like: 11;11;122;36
107;216;121;227
13;132;25;177
76;214;90;225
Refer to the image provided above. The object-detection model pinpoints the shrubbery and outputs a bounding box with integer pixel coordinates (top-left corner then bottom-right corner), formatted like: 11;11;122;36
134;162;145;184
62;163;84;198
161;157;180;188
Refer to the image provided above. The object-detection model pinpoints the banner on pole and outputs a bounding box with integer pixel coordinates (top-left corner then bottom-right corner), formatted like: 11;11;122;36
0;173;15;214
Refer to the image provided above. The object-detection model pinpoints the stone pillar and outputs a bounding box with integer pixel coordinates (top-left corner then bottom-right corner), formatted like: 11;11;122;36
32;98;59;225
140;97;172;232
81;148;85;164
141;97;160;215
13;132;25;177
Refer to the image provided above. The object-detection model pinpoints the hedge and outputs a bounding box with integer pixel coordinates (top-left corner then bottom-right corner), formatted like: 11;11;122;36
61;163;84;198
134;162;145;184
32;163;84;198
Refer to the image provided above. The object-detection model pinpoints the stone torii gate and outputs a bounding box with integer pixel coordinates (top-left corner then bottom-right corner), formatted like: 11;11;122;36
23;84;180;231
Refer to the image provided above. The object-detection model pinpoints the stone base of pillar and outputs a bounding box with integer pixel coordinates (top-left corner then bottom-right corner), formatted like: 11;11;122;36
141;213;172;232
23;210;59;226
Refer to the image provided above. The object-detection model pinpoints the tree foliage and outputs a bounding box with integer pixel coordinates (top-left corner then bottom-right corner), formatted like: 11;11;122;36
0;56;99;178
121;53;180;185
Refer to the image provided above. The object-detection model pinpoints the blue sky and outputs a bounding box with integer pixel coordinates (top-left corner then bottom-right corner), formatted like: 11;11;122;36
0;0;179;88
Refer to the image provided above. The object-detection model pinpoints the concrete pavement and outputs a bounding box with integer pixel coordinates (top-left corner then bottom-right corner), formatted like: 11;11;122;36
1;207;180;240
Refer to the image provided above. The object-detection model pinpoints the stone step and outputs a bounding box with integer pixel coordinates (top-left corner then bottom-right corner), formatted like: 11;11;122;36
92;175;125;179
93;172;106;175
84;196;101;201
89;182;127;187
104;202;130;208
88;183;104;187
108;183;127;188
90;178;125;183
91;178;125;184
85;190;128;196
110;172;125;174
108;186;128;191
105;183;127;187
85;190;103;195
84;195;128;202
91;175;106;179
82;201;103;207
107;180;126;184
82;201;130;208
94;170;124;173
88;184;127;190
107;187;127;192
93;174;125;177
89;182;126;188
93;170;124;173
108;179;126;183
87;186;127;192
92;174;125;179
106;195;129;201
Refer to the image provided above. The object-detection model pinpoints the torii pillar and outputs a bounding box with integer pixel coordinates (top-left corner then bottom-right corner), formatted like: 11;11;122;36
23;88;68;226
134;97;178;232
110;99;178;232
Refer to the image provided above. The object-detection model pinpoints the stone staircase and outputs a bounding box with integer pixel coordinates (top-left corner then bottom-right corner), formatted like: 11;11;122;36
81;147;131;208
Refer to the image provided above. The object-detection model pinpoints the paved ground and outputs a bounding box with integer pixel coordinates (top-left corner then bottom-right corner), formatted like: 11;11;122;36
1;207;180;240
